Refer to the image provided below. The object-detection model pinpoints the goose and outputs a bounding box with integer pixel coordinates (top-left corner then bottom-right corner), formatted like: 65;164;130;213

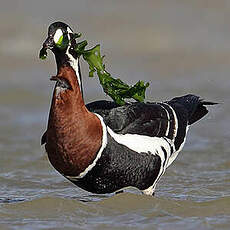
41;22;216;195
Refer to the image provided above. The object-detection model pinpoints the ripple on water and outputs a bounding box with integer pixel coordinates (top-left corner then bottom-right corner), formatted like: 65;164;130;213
0;194;230;230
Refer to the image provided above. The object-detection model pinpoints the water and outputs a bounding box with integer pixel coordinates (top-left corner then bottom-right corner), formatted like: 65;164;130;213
1;1;230;229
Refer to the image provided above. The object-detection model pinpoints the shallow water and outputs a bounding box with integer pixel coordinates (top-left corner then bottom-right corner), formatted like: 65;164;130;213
1;1;230;229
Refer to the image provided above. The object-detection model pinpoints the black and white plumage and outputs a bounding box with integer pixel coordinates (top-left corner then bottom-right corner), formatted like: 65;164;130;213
66;95;216;195
41;21;217;196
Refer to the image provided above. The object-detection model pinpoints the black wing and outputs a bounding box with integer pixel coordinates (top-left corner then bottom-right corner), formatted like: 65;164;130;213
87;95;217;147
87;100;175;139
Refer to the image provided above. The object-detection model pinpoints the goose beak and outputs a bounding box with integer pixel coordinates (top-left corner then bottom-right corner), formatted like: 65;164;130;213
39;36;55;59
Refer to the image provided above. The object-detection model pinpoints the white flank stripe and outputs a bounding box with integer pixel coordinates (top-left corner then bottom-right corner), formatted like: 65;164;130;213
142;140;171;195
65;113;107;180
108;125;172;196
107;127;171;155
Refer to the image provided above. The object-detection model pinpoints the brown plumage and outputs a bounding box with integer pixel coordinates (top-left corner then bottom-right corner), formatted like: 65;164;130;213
45;66;103;176
41;21;217;195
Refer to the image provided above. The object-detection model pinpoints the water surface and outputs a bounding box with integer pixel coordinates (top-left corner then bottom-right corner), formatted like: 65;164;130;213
0;1;230;229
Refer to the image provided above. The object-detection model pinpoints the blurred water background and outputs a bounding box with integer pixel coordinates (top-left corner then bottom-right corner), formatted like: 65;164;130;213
0;0;230;229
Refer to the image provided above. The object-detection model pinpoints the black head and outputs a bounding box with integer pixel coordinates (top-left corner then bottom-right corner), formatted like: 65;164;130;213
40;21;81;71
42;21;74;51
40;22;83;94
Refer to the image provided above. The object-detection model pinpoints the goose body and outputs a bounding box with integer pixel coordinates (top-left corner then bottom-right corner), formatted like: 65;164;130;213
41;22;216;195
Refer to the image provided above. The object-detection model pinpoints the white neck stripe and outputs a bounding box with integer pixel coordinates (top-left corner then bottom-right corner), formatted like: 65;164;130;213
65;47;82;91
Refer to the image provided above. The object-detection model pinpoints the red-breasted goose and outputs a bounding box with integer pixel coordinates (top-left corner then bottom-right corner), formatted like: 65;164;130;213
41;22;216;195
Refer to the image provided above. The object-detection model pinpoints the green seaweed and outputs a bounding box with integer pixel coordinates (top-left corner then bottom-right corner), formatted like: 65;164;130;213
39;47;47;60
73;40;149;105
40;31;149;105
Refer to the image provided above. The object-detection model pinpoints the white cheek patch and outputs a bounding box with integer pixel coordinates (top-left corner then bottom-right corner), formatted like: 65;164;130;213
54;29;63;44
